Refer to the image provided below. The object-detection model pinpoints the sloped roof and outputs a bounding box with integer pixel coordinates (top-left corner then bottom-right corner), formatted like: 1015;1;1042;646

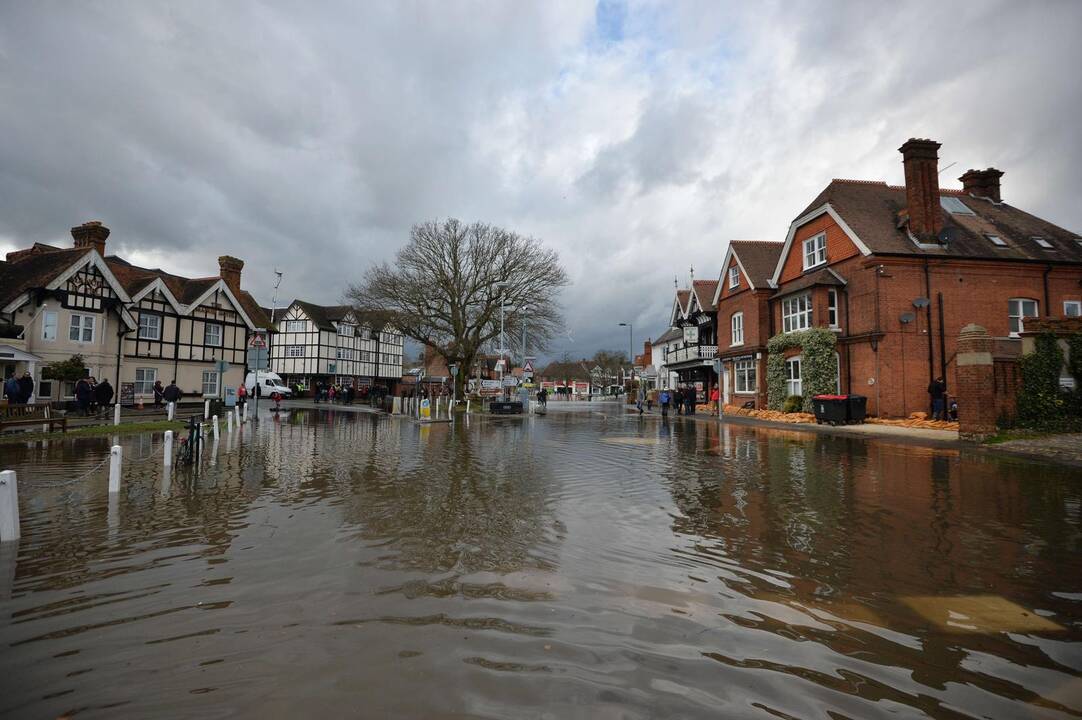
730;240;784;287
797;180;1082;263
772;267;846;298
538;360;592;380
692;280;719;312
293;300;355;332
0;245;92;309
654;327;682;344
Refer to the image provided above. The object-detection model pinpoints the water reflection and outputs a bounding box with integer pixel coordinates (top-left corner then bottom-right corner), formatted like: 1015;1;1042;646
0;409;1079;718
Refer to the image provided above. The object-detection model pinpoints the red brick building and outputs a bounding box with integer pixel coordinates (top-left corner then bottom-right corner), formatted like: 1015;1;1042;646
712;240;784;408
766;138;1082;417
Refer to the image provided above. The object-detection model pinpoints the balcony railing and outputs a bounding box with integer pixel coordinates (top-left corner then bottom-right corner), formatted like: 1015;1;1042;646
665;344;718;364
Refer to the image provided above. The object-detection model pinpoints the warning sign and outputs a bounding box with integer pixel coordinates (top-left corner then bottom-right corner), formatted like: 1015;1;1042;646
523;359;534;373
248;332;267;349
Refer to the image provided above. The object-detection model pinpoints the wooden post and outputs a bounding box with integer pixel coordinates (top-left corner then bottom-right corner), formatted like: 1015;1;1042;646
163;430;173;466
0;471;19;542
113;402;121;426
108;445;122;494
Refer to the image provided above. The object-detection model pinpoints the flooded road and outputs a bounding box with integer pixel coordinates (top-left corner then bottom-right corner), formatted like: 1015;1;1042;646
1;404;1080;718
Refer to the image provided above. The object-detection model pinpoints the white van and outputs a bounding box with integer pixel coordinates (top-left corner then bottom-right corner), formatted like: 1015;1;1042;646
244;371;293;398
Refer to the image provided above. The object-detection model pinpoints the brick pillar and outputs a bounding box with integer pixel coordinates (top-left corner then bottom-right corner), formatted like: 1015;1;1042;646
956;324;997;441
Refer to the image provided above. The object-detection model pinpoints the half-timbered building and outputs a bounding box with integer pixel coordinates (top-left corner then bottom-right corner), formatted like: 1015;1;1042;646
269;300;403;391
663;280;719;403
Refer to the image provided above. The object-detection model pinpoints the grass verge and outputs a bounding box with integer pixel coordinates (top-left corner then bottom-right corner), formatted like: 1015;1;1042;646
0;420;186;445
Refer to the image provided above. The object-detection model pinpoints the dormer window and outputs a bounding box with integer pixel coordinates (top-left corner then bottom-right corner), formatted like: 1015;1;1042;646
802;233;826;270
1032;236;1053;250
986;234;1007;247
337;323;355;337
728;266;740;289
940;196;975;215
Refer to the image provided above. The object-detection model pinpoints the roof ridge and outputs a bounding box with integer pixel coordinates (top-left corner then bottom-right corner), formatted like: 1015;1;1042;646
832;178;888;186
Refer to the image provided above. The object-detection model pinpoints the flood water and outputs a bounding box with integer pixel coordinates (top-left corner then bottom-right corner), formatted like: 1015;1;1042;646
0;403;1080;718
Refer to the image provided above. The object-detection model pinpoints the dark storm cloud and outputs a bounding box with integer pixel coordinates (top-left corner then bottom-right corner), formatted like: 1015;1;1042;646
1;1;1080;360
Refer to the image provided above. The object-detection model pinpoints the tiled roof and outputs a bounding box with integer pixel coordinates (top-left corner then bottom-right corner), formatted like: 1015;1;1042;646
538;360;592;380
692;280;719;312
0;246;92;309
796;179;1082;263
675;289;691;314
292;300;355;332
654;327;683;344
772;267;846;298
729;240;784;287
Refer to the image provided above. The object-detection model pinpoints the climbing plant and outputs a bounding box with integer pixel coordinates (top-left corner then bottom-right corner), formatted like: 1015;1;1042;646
1016;332;1074;431
766;328;838;412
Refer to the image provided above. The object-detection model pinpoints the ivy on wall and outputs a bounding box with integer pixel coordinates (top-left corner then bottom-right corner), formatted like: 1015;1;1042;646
1017;332;1082;432
766;328;838;411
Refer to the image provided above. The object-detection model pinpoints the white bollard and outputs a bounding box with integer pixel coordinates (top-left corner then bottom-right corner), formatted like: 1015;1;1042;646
108;445;122;494
163;430;174;466
0;471;20;542
242;403;248;423
212;414;219;439
466;397;471;414
167;401;175;421
204;399;210;420
114;402;121;426
227;412;233;433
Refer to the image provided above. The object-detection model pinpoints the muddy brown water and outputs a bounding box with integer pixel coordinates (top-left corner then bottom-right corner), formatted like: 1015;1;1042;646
0;405;1080;718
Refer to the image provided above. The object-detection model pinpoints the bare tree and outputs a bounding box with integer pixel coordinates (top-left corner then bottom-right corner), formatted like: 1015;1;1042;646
347;219;569;398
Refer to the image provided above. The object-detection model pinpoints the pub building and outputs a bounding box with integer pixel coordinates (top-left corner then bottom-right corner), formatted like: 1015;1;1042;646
663;278;719;404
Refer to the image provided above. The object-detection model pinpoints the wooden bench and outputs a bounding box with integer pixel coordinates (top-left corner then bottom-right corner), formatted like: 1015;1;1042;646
0;402;67;434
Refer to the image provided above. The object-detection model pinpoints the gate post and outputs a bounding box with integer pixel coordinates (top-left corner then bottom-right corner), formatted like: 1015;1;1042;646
956;323;997;441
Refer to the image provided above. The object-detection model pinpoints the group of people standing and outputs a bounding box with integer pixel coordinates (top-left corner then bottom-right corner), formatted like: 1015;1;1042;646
2;372;35;405
656;386;698;417
73;376;114;417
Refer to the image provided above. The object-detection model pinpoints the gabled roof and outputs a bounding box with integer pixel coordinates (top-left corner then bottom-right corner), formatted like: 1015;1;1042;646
691;280;719;313
792;179;1082;263
670;289;691;325
653;327;683;344
538;359;592;381
730;241;784;287
292;300;356;332
0;245;92;310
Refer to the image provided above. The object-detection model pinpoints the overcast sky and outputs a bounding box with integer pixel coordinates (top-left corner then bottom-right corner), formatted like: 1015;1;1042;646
2;1;1081;361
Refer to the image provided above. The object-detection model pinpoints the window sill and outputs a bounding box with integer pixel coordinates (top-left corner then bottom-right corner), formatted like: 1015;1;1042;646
730;342;744;348
802;261;826;273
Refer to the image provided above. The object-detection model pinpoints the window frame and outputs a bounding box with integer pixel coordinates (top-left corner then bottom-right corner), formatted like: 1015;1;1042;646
42;310;58;341
285;320;306;333
734;358;756;393
286;345;305;358
785;356;802;398
204;322;223;347
781;293;813;333
1064;300;1082;318
1008;298;1039;337
336;347;354;360
940;196;975;215
1031;236;1053;250
138;312;162;340
337;323;355;337
730;312;744;346
728;266;740;289
201;370;220;397
69;313;95;343
134;367;157;396
985;234;1007;247
827;289;839;328
802;233;827;271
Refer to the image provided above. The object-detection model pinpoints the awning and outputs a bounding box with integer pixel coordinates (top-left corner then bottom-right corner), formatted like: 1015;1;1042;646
0;344;42;363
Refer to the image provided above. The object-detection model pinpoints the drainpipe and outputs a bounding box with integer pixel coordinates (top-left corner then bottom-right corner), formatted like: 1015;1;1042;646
115;323;126;391
1043;265;1052;317
937;291;947;391
924;259;934;385
843;288;851;394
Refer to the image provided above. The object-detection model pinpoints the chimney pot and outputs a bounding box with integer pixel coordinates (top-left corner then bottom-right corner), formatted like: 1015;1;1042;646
218;255;244;293
71;221;110;256
959;167;1004;203
899;138;943;242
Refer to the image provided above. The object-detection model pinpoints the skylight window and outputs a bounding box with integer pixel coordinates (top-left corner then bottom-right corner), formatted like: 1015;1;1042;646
985;234;1007;247
940;196;975;215
1032;236;1053;250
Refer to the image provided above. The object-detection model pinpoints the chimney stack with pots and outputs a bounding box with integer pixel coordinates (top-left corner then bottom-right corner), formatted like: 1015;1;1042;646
218;256;244;295
959;168;1004;203
71;221;110;256
899;138;943;242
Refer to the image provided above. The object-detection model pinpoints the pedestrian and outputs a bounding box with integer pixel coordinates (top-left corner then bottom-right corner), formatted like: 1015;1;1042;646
235;381;247;410
153;379;165;408
647;389;655;412
660;388;670;417
3;373;20;404
928;376;946;420
270;389;282;411
685;387;695;416
163;379;182;410
636;384;645;415
75;376;93;416
86;377;99;416
328;385;336;403
710;385;720;413
18;372;35;404
95;378;114;417
314;381;323;403
948;398;959;421
346;384;355;404
672;387;683;416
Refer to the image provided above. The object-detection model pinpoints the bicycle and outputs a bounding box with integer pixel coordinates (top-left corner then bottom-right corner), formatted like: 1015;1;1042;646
176;415;202;466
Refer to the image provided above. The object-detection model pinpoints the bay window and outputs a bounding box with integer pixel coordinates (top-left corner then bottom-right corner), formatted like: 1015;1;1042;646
782;293;813;333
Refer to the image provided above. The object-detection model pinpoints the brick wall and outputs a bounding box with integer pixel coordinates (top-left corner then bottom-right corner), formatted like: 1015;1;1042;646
777;212;862;284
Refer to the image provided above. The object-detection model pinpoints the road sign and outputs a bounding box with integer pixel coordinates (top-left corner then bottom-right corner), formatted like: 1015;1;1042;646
523;359;534;373
247;348;269;371
712;358;722;374
449;364;459;376
215;360;231;373
248;331;267;349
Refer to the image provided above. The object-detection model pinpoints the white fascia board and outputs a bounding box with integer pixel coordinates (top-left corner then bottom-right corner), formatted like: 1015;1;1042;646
768;203;872;286
1;292;32;315
47;251;133;304
130;277;184;314
187;280;256;330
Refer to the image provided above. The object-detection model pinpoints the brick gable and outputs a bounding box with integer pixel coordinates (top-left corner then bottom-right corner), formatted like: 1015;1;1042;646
778;212;862;284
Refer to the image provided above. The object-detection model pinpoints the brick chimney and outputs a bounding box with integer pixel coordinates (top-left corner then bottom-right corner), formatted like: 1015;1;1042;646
899;138;943;242
959;168;1004;203
218;256;244;294
71;221;110;255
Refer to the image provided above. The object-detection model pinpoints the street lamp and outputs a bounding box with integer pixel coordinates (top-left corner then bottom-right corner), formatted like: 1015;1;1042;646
619;322;633;397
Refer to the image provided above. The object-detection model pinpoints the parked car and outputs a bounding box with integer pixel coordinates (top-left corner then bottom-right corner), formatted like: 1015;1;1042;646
244;371;293;398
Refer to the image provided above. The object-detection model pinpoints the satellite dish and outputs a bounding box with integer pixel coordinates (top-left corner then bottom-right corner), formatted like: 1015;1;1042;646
913;297;930;308
937;227;955;245
900;312;916;324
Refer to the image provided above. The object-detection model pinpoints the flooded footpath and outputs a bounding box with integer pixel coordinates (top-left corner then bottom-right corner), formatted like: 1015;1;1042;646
0;404;1080;718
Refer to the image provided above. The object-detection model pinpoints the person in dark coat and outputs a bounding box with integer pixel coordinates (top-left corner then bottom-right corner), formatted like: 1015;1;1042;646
94;379;114;418
928;376;946;420
17;372;34;404
75;377;93;416
153;380;165;408
672;387;683;416
162;380;181;405
3;374;20;404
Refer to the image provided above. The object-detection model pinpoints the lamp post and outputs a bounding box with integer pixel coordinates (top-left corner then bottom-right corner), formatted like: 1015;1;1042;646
619;322;633;399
